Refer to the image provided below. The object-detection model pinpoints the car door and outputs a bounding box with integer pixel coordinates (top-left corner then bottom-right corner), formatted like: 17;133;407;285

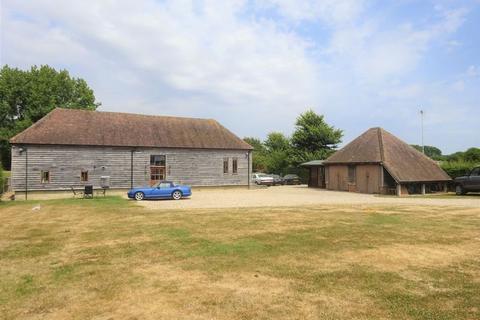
467;168;480;190
148;183;162;198
158;182;174;198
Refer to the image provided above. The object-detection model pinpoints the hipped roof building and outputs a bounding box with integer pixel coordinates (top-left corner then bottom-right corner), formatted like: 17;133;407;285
303;127;451;195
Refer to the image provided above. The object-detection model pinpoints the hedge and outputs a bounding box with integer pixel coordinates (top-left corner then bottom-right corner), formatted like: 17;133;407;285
440;161;478;179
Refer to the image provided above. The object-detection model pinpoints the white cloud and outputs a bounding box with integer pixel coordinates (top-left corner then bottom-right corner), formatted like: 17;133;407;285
257;0;365;25
1;0;478;153
2;0;321;121
466;65;479;77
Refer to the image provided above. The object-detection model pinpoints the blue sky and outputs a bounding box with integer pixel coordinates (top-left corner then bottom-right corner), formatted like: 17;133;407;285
1;0;479;154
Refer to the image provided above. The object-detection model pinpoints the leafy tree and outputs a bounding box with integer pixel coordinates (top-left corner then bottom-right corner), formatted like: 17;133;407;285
0;65;100;169
264;132;291;175
443;148;480;163
410;145;443;160
441;161;477;178
264;132;290;152
243;137;268;172
463;147;480;163
243;137;264;153
445;151;465;162
290;110;342;165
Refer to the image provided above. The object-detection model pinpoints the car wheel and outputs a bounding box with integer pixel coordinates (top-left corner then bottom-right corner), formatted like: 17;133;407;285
172;190;183;200
134;191;145;201
455;185;466;195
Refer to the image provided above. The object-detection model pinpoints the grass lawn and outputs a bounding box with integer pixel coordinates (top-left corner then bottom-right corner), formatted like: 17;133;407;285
1;197;479;319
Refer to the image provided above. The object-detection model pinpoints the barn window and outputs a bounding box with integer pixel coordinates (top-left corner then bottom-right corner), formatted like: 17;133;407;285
348;165;356;183
232;158;238;174
150;155;166;166
223;158;229;174
81;170;89;182
41;171;50;183
150;155;166;185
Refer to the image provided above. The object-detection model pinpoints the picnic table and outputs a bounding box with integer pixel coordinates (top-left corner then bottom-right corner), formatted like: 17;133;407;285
71;186;108;198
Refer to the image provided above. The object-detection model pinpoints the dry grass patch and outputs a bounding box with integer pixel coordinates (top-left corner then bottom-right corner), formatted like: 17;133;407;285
1;197;479;319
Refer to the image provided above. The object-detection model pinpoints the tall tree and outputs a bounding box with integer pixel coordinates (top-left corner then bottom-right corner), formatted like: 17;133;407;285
410;145;443;160
264;132;291;175
290;110;342;164
243;137;268;172
0;65;100;169
264;132;290;152
463;147;480;163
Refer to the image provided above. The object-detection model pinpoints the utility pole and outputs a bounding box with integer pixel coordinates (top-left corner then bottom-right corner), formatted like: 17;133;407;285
420;109;424;154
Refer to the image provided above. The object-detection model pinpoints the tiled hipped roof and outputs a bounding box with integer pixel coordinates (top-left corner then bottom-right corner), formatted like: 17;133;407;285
325;127;451;183
10;108;253;150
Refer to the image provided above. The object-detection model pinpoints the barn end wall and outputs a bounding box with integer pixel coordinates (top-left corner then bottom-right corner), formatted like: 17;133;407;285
11;145;252;191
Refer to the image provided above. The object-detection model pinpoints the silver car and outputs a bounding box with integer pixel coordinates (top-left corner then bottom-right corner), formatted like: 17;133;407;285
252;173;274;186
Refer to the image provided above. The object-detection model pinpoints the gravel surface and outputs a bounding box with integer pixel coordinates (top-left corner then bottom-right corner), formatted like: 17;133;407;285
135;185;480;209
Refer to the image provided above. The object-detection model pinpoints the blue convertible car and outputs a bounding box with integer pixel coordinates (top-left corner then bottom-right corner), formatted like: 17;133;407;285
127;181;192;201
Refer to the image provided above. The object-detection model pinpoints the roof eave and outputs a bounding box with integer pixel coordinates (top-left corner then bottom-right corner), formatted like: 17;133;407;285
324;161;382;165
9;142;253;151
396;178;452;183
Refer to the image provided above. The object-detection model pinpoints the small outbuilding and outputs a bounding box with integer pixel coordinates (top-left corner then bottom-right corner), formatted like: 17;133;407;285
300;160;326;188
303;127;451;196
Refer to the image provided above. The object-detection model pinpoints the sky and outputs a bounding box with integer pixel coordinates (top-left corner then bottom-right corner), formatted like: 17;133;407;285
1;0;479;154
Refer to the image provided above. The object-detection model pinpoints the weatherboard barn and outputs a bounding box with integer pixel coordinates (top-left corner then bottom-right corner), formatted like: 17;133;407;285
10;108;253;197
302;127;451;196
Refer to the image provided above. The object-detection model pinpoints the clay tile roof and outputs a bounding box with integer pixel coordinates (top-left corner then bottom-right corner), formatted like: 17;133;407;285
324;127;451;183
10;108;253;150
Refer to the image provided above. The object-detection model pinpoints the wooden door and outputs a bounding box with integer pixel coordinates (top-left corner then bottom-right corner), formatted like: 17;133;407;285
309;167;318;187
318;167;325;188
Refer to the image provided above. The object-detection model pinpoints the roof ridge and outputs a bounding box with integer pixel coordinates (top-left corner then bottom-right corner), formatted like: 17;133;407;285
57;107;214;122
377;127;385;162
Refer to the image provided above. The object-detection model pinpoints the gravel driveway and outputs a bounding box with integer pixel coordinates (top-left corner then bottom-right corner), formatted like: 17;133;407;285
135;185;480;209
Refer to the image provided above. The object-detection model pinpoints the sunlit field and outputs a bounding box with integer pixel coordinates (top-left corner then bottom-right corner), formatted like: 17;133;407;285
1;197;479;319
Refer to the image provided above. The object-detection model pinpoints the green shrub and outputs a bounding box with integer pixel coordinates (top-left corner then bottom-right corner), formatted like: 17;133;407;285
440;161;477;179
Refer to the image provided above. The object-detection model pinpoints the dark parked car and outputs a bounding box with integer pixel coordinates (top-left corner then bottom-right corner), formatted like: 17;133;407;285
271;174;285;186
454;166;480;195
283;174;301;185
